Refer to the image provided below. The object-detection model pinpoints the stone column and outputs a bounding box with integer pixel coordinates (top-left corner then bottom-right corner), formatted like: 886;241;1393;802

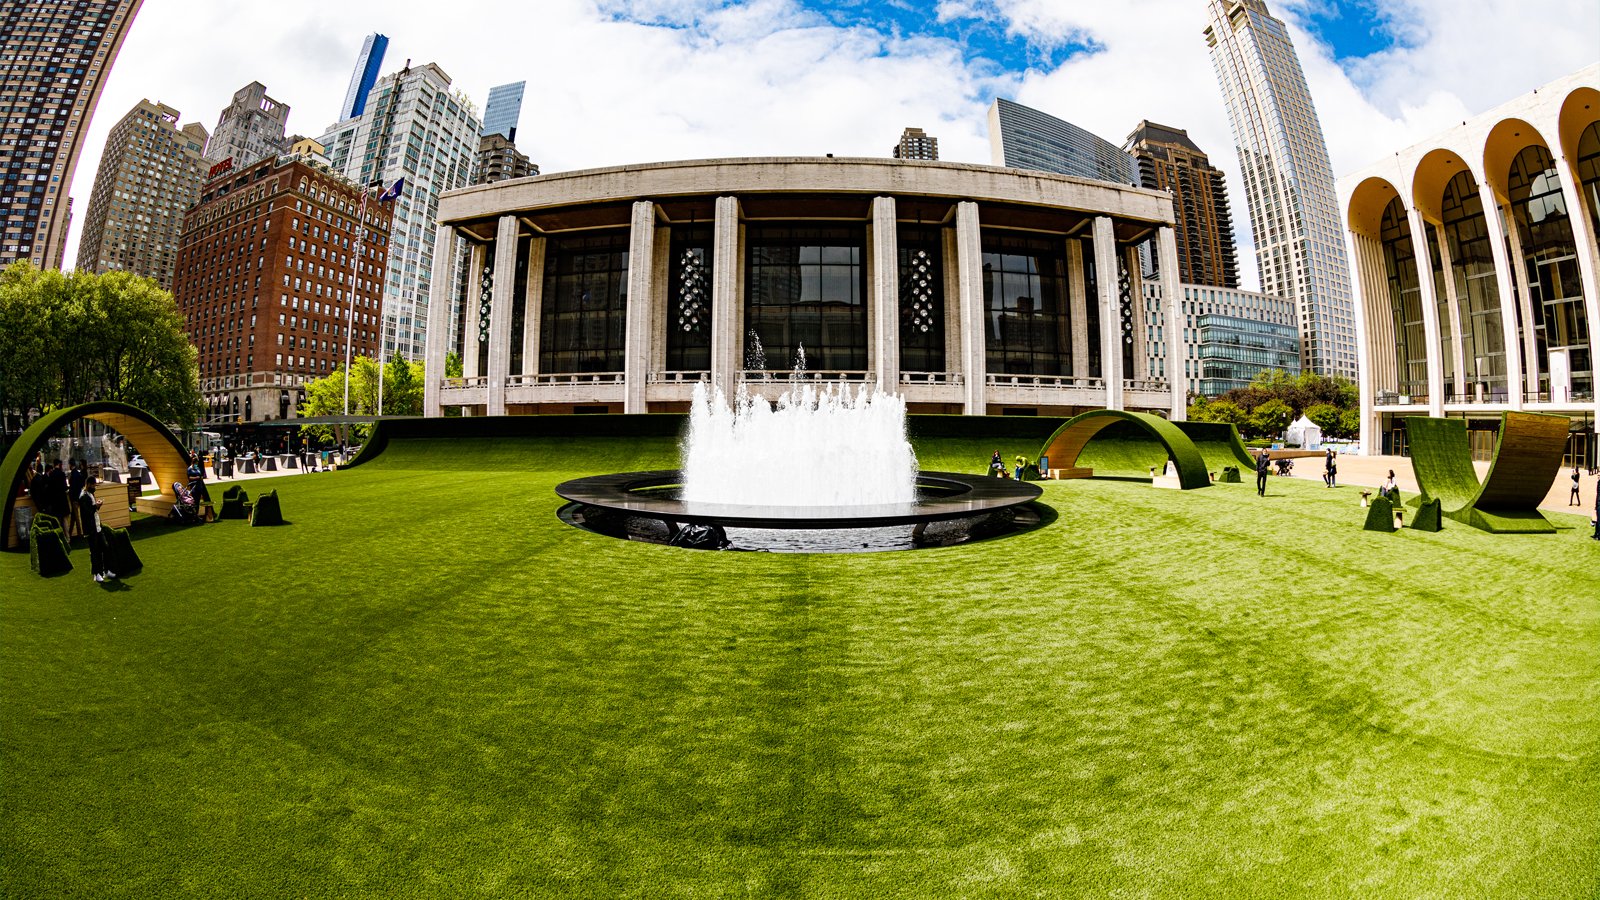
486;214;519;416
462;240;486;381
1502;205;1541;397
522;236;546;376
423;224;455;417
954;201;986;414
1067;238;1090;381
1406;207;1445;416
1092;216;1123;410
1156;226;1185;420
624;200;657;413
1478;182;1524;409
1125;246;1149;382
650;227;671;374
710;196;741;395
941;226;963;385
870;196;899;392
1344;226;1377;454
1553;159;1600;420
1434;225;1467;402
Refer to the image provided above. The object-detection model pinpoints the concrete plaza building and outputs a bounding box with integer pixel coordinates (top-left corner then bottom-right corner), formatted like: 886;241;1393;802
421;157;1188;419
1338;64;1600;464
0;0;143;269
1144;282;1300;397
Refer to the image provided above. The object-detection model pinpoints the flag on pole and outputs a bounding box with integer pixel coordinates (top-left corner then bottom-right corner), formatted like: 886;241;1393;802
378;177;405;202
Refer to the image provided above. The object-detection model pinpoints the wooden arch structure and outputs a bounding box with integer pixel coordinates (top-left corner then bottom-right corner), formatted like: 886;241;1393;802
2;402;191;551
1405;411;1570;532
1037;409;1211;490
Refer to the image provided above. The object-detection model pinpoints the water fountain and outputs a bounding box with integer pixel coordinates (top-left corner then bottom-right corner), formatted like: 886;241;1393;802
556;372;1041;553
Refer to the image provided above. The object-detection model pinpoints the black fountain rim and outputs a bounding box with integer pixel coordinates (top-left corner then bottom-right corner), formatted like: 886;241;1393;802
554;470;1042;529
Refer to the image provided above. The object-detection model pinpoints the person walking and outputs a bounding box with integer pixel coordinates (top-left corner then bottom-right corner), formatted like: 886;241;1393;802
66;460;87;539
1324;448;1337;488
1256;449;1271;497
77;478;114;583
1569;466;1581;506
1593;483;1599;541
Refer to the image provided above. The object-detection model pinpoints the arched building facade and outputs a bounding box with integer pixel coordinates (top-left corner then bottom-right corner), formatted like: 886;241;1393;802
1338;64;1600;463
421;157;1188;418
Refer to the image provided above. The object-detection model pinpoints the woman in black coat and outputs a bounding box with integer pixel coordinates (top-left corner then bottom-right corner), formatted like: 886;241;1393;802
77;479;114;582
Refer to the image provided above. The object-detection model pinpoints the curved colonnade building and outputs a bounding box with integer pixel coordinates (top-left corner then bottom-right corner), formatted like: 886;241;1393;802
422;158;1187;419
1339;65;1600;461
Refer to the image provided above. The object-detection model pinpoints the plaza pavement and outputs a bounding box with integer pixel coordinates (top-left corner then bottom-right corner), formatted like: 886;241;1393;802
1276;452;1598;516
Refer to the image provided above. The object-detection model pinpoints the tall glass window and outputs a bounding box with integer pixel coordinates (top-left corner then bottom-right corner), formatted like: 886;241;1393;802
1379;197;1427;398
1579;122;1600;248
1441;170;1505;399
1508;145;1589;398
539;231;629;373
1424;223;1454;398
744;224;866;372
897;224;945;372
665;225;712;372
981;232;1071;376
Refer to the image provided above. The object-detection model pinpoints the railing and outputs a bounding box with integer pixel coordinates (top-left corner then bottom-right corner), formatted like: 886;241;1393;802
647;371;709;384
1374;392;1427;407
440;376;489;390
984;374;1105;390
1444;391;1511;404
1123;378;1170;392
1524;389;1596;404
738;370;874;383
899;371;964;386
509;373;626;386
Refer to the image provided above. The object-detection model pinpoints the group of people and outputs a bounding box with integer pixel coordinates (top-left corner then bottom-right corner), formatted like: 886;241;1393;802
22;456;115;582
988;451;1029;481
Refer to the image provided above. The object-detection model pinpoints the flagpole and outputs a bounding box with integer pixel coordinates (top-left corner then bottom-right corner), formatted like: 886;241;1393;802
343;184;374;418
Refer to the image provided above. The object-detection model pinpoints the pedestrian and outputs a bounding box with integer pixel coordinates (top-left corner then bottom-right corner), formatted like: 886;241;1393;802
47;460;71;528
187;452;211;504
77;478;114;583
989;450;1003;477
1593;484;1599;541
1382;470;1400;504
66;460;87;539
1256;449;1271;497
1324;448;1337;488
1014;456;1027;481
1569;466;1581;506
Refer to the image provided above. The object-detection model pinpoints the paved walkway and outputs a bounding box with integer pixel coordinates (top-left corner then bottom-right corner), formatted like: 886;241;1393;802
1279;452;1598;515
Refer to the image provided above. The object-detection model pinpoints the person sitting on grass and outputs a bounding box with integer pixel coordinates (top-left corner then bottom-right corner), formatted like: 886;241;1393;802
1380;470;1401;504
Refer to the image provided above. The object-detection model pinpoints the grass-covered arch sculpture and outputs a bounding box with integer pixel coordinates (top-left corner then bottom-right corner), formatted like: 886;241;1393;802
1405;411;1570;533
1038;409;1212;490
1;401;192;551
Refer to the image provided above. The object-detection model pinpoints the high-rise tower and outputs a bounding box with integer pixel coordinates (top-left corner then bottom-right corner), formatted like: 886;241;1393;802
76;100;210;288
0;0;144;270
319;62;482;361
481;81;525;142
988;98;1135;184
1204;0;1355;378
1124;121;1239;288
892;127;939;161
339;33;389;122
206;82;291;167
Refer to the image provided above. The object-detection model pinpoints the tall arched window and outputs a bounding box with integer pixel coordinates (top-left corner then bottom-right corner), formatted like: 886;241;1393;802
1380;197;1426;399
1508;145;1589;398
1441;171;1506;401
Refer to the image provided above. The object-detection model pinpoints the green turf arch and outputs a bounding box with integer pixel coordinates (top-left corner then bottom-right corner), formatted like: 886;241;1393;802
1038;409;1211;490
1;402;192;552
1405;411;1570;533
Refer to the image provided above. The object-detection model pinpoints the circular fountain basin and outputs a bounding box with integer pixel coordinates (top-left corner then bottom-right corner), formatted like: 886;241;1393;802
556;470;1041;530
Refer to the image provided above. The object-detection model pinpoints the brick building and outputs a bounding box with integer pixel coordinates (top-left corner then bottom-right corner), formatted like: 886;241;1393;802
172;152;392;424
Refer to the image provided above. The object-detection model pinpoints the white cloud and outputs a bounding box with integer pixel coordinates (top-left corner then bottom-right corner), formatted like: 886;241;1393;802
63;0;1598;290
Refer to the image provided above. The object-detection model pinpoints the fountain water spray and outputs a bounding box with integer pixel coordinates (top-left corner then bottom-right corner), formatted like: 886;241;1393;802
682;379;918;507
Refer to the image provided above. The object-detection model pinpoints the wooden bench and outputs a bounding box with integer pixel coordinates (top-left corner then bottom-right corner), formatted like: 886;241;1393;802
134;495;176;517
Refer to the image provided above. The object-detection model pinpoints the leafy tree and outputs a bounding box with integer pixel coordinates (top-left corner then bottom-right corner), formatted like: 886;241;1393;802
297;354;425;441
0;262;200;429
381;353;423;417
441;351;463;417
1248;398;1293;439
1338;408;1361;440
1304;402;1344;439
1204;398;1249;430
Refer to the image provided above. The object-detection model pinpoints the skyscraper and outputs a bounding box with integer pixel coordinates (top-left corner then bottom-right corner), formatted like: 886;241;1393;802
205;82;291;167
892;127;939;161
1204;0;1355;378
76;100;210;289
1124;121;1239;288
319;62;482;361
481;81;525;141
988;98;1135;184
0;0;144;270
338;33;389;122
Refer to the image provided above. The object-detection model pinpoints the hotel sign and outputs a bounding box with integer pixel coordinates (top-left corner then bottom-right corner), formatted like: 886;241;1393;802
208;157;234;179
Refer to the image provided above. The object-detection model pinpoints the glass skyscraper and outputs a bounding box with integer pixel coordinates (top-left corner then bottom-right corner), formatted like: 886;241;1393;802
339;33;389;122
988;98;1135;184
481;81;526;141
1204;0;1355;378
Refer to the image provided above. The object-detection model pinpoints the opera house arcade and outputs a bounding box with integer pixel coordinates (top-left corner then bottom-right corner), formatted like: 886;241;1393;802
421;157;1187;419
1340;64;1600;464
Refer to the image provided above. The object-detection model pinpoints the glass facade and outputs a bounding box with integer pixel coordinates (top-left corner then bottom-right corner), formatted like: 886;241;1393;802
981;231;1072;376
897;225;945;373
1508;145;1590;399
744;224;867;372
1441;171;1506;399
1196;314;1300;395
539;231;630;373
1423;223;1455;398
1579;122;1600;246
1380;198;1427;399
665;225;712;372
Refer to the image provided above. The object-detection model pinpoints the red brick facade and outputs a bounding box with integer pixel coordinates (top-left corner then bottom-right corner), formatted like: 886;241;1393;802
172;156;392;423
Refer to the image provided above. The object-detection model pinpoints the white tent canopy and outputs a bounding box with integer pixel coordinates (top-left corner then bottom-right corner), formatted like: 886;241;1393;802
1286;415;1322;450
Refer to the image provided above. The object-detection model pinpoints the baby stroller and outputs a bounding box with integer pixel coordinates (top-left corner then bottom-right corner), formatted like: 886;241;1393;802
169;481;202;524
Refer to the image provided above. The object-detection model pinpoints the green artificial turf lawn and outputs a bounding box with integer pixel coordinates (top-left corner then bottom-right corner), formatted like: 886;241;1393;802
3;432;1598;898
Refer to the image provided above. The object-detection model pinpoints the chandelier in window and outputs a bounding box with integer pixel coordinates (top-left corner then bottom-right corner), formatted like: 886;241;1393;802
677;248;708;334
902;249;935;333
478;265;492;343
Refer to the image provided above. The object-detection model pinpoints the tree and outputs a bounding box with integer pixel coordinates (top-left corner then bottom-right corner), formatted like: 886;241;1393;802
296;354;425;441
1248;398;1293;440
1204;398;1249;431
441;351;463;418
380;353;423;417
0;262;200;429
1338;408;1361;441
1304;402;1344;439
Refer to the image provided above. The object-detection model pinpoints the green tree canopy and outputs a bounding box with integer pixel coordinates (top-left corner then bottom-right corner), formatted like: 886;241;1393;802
296;354;425;441
0;262;200;431
1248;398;1293;440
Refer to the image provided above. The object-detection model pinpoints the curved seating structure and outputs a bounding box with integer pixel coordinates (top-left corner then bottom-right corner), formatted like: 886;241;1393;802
1;402;191;551
1405;411;1570;533
1038;410;1211;490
